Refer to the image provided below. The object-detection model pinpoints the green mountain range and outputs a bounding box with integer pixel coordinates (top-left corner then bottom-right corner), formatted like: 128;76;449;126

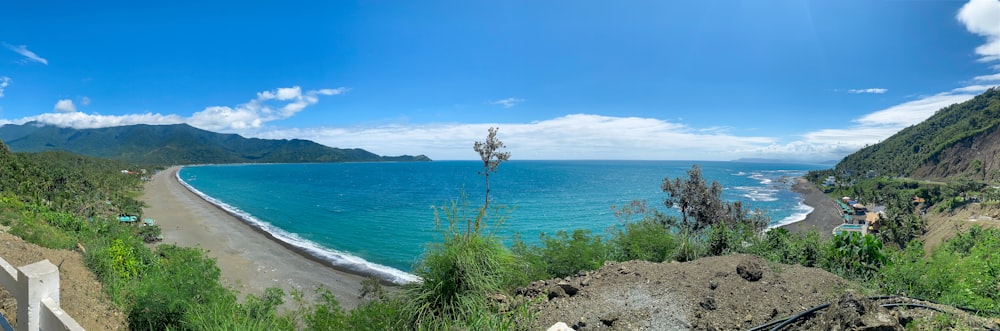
834;87;1000;181
0;122;431;165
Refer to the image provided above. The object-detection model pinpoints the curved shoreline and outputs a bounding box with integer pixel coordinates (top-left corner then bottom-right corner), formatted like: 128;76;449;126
140;166;371;309
779;177;843;237
173;168;417;285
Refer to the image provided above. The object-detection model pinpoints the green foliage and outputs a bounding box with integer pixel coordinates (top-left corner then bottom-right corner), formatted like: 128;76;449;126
751;228;823;267
824;233;887;280
661;165;769;233
184;288;296;331
672;229;705;262
137;224;162;243
10;214;77;249
611;217;676;263
128;245;233;330
880;226;1000;312
514;229;609;280
404;214;519;328
336;297;409;331
303;289;349;330
878;193;925;249
108;238;142;279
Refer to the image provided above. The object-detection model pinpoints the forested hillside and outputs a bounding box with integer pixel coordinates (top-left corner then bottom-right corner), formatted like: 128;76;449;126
0;122;430;165
835;87;1000;180
0;142;145;218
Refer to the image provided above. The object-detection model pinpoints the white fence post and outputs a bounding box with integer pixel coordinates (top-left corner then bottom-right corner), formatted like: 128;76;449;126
15;260;59;331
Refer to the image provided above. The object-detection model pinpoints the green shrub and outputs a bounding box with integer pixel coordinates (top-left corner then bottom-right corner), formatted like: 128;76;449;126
824;233;886;280
185;288;296;331
612;218;676;263
303;289;349;330
137;224;162;243
880;226;1000;311
129;245;233;330
517;229;609;279
752;228;824;267
339;297;408;331
673;229;704;262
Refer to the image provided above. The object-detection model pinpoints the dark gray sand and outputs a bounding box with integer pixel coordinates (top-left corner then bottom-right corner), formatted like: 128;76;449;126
140;166;368;309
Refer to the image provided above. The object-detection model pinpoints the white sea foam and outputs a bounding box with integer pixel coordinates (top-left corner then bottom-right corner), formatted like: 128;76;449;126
748;172;773;185
767;199;815;230
175;170;420;285
733;186;779;202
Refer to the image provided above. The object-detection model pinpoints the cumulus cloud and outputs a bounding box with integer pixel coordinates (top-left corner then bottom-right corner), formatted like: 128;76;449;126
847;88;888;94
0;76;9;97
958;0;1000;62
187;86;347;131
490;97;524;108
53;99;76;113
2;43;48;65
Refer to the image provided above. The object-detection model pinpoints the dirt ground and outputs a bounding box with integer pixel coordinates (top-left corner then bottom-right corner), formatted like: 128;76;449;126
525;254;998;331
0;230;127;330
922;202;1000;254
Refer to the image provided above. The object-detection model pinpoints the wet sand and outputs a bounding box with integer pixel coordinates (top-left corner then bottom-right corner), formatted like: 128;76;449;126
140;166;366;309
780;177;843;237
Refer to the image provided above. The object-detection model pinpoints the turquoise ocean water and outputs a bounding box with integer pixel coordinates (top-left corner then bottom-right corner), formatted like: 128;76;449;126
177;161;828;284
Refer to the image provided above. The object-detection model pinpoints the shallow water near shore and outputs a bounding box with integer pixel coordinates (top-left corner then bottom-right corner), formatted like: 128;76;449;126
178;160;827;282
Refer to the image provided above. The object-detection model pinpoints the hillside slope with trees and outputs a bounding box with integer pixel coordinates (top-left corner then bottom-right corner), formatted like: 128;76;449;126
0;122;430;165
834;87;1000;181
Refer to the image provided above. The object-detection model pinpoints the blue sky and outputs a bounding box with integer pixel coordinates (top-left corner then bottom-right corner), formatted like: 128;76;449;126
1;0;999;161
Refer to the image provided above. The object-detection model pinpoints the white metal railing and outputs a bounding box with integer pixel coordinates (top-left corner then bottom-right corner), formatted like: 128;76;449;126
0;257;83;331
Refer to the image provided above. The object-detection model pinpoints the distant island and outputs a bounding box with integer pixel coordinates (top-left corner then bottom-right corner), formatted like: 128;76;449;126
0;122;431;165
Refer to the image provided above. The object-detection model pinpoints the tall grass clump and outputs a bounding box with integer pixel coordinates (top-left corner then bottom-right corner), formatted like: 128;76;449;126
400;127;530;329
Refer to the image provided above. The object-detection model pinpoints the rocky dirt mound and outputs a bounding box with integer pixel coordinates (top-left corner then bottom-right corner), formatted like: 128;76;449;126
521;254;999;330
0;231;127;330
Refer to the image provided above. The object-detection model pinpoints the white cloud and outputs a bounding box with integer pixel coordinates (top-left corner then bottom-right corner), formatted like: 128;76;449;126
187;86;347;131
854;92;973;127
952;84;996;93
747;90;980;161
2;43;48;65
252;114;776;160
9;112;185;129
490;97;524;108
847;88;888;94
53;99;76;113
276;87;301;100
0;76;10;97
958;0;1000;62
5;86;346;132
974;72;1000;81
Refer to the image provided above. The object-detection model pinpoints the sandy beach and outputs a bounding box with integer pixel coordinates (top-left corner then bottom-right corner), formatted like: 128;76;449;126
140;166;367;309
780;177;843;237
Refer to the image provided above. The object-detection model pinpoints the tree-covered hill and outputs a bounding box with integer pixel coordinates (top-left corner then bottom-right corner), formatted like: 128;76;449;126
834;87;1000;181
0;122;430;165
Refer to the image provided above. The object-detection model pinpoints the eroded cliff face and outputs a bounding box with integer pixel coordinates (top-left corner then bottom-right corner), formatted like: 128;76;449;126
911;125;1000;181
